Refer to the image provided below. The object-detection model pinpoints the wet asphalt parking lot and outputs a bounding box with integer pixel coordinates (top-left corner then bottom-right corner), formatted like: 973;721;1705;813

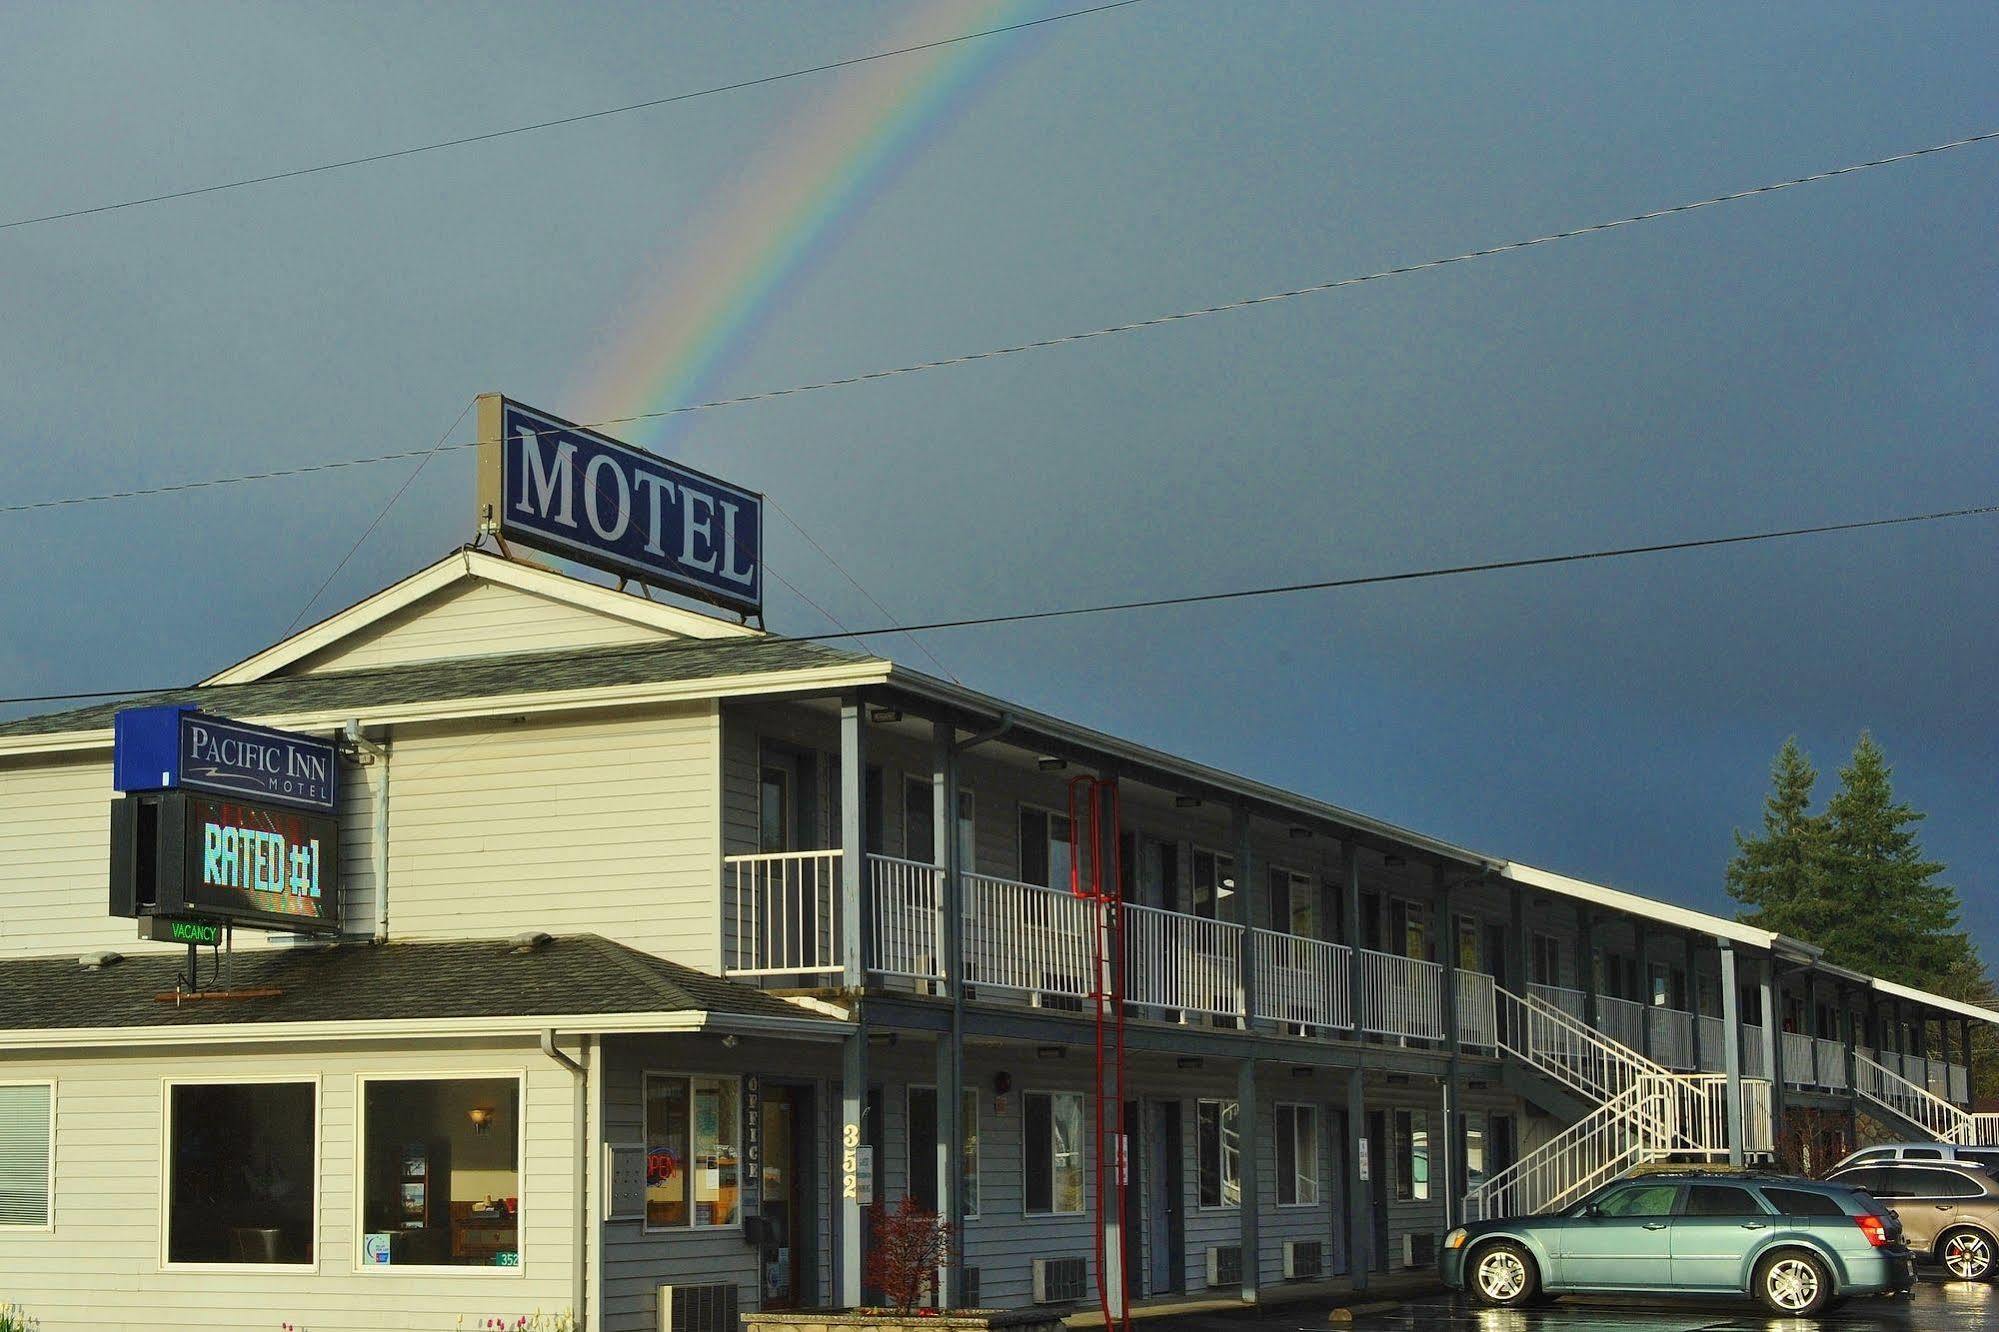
1155;1274;1996;1332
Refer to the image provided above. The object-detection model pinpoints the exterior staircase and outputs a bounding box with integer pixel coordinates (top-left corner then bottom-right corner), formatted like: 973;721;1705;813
1855;1052;1999;1145
1464;987;1772;1221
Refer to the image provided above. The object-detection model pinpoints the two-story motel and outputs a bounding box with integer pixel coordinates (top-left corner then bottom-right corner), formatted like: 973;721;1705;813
0;548;1992;1332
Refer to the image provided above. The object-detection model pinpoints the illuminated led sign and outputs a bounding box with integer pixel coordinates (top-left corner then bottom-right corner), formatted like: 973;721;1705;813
475;395;763;615
109;792;341;936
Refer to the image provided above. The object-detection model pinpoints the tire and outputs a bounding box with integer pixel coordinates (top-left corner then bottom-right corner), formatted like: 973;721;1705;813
1755;1250;1834;1317
1938;1227;1997;1282
1467;1240;1540;1309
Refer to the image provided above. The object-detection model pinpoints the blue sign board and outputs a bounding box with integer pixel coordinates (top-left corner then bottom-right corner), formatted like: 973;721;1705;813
113;706;339;813
477;396;763;615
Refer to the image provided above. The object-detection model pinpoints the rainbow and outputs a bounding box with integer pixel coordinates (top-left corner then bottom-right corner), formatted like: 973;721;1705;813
570;0;1044;446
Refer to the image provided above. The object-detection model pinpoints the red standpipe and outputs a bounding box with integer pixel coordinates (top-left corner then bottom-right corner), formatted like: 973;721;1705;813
1068;775;1132;1332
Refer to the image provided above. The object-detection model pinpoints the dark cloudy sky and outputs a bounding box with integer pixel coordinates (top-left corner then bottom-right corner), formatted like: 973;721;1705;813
3;3;1994;966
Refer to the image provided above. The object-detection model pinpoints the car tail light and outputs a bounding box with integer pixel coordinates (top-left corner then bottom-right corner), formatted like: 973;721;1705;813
1854;1214;1890;1248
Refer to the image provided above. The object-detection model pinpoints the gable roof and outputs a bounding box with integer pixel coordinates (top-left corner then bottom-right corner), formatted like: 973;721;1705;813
204;547;758;686
0;935;844;1044
0;634;883;745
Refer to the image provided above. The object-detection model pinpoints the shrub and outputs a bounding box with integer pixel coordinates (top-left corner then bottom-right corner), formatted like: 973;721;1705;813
865;1195;955;1314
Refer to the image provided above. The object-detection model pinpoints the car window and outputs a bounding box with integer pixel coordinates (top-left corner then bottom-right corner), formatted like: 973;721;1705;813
1848;1148;1890;1163
1885;1168;1964;1198
1904;1148;1945;1160
1832;1168;1888;1195
1764;1187;1847;1217
1960;1150;1999;1173
1597;1183;1681;1217
1682;1183;1768;1217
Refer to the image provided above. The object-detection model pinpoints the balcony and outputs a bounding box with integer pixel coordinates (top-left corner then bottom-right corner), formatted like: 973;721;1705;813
721;851;1444;1041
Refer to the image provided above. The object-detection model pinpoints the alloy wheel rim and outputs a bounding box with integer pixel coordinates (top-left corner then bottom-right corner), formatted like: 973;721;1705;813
1768;1259;1820;1311
1945;1233;1991;1279
1477;1251;1526;1300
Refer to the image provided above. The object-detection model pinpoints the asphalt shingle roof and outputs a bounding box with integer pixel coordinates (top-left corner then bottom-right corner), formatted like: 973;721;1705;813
0;634;875;738
0;934;834;1032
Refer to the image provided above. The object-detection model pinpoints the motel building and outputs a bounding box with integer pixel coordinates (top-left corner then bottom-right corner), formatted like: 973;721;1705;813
0;403;1994;1332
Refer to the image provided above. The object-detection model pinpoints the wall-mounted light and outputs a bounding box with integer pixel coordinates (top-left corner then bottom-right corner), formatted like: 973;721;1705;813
1176;1057;1203;1070
1383;853;1406;869
721;1033;741;1049
1174;796;1202;808
468;1105;496;1135
1036;1045;1066;1060
1289;827;1312;840
1037;757;1068;772
869;707;904;725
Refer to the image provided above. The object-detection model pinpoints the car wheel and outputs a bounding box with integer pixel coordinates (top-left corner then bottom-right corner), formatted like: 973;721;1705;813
1939;1228;1996;1282
1467;1240;1540;1308
1755;1250;1833;1317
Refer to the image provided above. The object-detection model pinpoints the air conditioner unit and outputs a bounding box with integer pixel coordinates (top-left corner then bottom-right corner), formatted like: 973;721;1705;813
1283;1239;1323;1279
1401;1233;1436;1269
1205;1244;1243;1288
658;1282;738;1332
1032;1256;1087;1304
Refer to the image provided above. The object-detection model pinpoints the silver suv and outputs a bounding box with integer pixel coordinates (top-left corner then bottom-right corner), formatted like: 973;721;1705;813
1834;1143;1999;1173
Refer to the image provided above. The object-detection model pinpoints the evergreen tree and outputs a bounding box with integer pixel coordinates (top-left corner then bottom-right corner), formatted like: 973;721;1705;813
1815;732;1970;986
1725;737;1828;940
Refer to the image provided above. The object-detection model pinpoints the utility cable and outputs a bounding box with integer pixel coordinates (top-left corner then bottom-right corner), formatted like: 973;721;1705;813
7;498;1992;709
5;127;1992;519
0;0;1152;234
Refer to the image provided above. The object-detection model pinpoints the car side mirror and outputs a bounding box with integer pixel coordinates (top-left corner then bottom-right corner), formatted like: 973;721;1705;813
1582;1203;1603;1218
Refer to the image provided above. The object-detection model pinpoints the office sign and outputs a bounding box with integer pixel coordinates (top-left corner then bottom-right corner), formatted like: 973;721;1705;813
476;395;763;615
113;705;338;813
109;791;342;936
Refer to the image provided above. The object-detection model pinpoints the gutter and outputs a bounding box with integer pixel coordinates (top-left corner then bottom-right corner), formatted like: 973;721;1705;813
543;1029;590;1329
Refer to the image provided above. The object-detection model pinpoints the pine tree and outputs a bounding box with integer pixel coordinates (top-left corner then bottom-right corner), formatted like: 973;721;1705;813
1815;732;1970;986
1725;737;1828;940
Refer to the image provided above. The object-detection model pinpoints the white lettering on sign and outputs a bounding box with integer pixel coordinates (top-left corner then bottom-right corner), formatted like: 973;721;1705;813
515;431;578;528
583;452;631;540
841;1121;861;1201
201;824;323;899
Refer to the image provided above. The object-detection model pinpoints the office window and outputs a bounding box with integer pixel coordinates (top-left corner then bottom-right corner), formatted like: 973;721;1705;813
0;1083;53;1229
1024;1092;1084;1216
1197;1100;1240;1207
1019;807;1073;891
1192;850;1237;923
906;1086;981;1219
1394;1109;1429;1202
166;1081;315;1266
359;1076;522;1268
1275;1104;1319;1206
644;1074;742;1229
1531;934;1561;986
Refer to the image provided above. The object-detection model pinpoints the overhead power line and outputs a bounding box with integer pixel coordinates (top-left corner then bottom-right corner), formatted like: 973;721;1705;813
0;0;1151;234
7;498;1992;709
5;127;1993;520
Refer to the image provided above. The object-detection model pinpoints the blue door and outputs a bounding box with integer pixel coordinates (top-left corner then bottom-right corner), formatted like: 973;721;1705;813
1552;1181;1680;1289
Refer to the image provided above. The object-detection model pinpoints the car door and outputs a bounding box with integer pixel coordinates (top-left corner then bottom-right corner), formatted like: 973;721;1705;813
1554;1181;1682;1289
1671;1181;1777;1290
1844;1166;1942;1255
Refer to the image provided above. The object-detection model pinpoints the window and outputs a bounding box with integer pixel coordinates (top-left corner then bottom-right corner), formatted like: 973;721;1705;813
1197;1100;1240;1207
1394;1110;1429;1202
1272;869;1318;938
0;1082;53;1230
1389;900;1428;962
644;1074;742;1229
1024;1092;1084;1215
1681;1183;1767;1216
1275;1104;1319;1206
1461;1111;1487;1193
1456;916;1481;972
1019;807;1073;891
166;1080;316;1267
904;778;976;870
359;1075;522;1269
1531;934;1561;986
1191;849;1236;922
906;1086;980;1219
1904;1147;1944;1160
1765;1188;1847;1217
1592;1183;1679;1217
759;764;792;852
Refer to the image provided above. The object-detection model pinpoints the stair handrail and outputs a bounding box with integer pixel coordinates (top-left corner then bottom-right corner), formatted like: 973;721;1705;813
1496;985;1670;1106
1855;1051;1969;1141
1465;1079;1670;1221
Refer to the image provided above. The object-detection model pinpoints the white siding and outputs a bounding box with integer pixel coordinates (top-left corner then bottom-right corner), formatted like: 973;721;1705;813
0;1038;579;1332
290;579;668;675
386;703;721;969
0;753;114;960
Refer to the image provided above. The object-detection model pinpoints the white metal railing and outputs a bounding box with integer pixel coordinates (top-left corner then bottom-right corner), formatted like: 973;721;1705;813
1527;982;1586;1019
1455;968;1498;1051
1855;1052;1967;1141
1648;1006;1695;1070
1740;1079;1775;1153
1697;1015;1727;1072
962;873;1095;1001
723;849;843;976
1950;1062;1970;1106
1927;1060;1950;1099
1782;1031;1816;1086
1125;902;1242;1018
866;854;943;980
1248;930;1349;1032
1497;986;1663;1106
1967;1114;1999;1146
1356;949;1444;1040
1740;1026;1769;1079
1815;1037;1848;1090
1465;1080;1655;1220
1597;995;1645;1051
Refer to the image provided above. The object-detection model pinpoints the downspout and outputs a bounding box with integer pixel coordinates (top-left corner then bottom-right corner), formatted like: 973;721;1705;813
343;720;391;942
543;1029;590;1328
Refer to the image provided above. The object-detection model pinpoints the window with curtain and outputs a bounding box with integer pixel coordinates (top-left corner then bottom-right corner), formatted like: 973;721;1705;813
1023;1092;1084;1215
1197;1099;1240;1207
1275;1104;1319;1205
